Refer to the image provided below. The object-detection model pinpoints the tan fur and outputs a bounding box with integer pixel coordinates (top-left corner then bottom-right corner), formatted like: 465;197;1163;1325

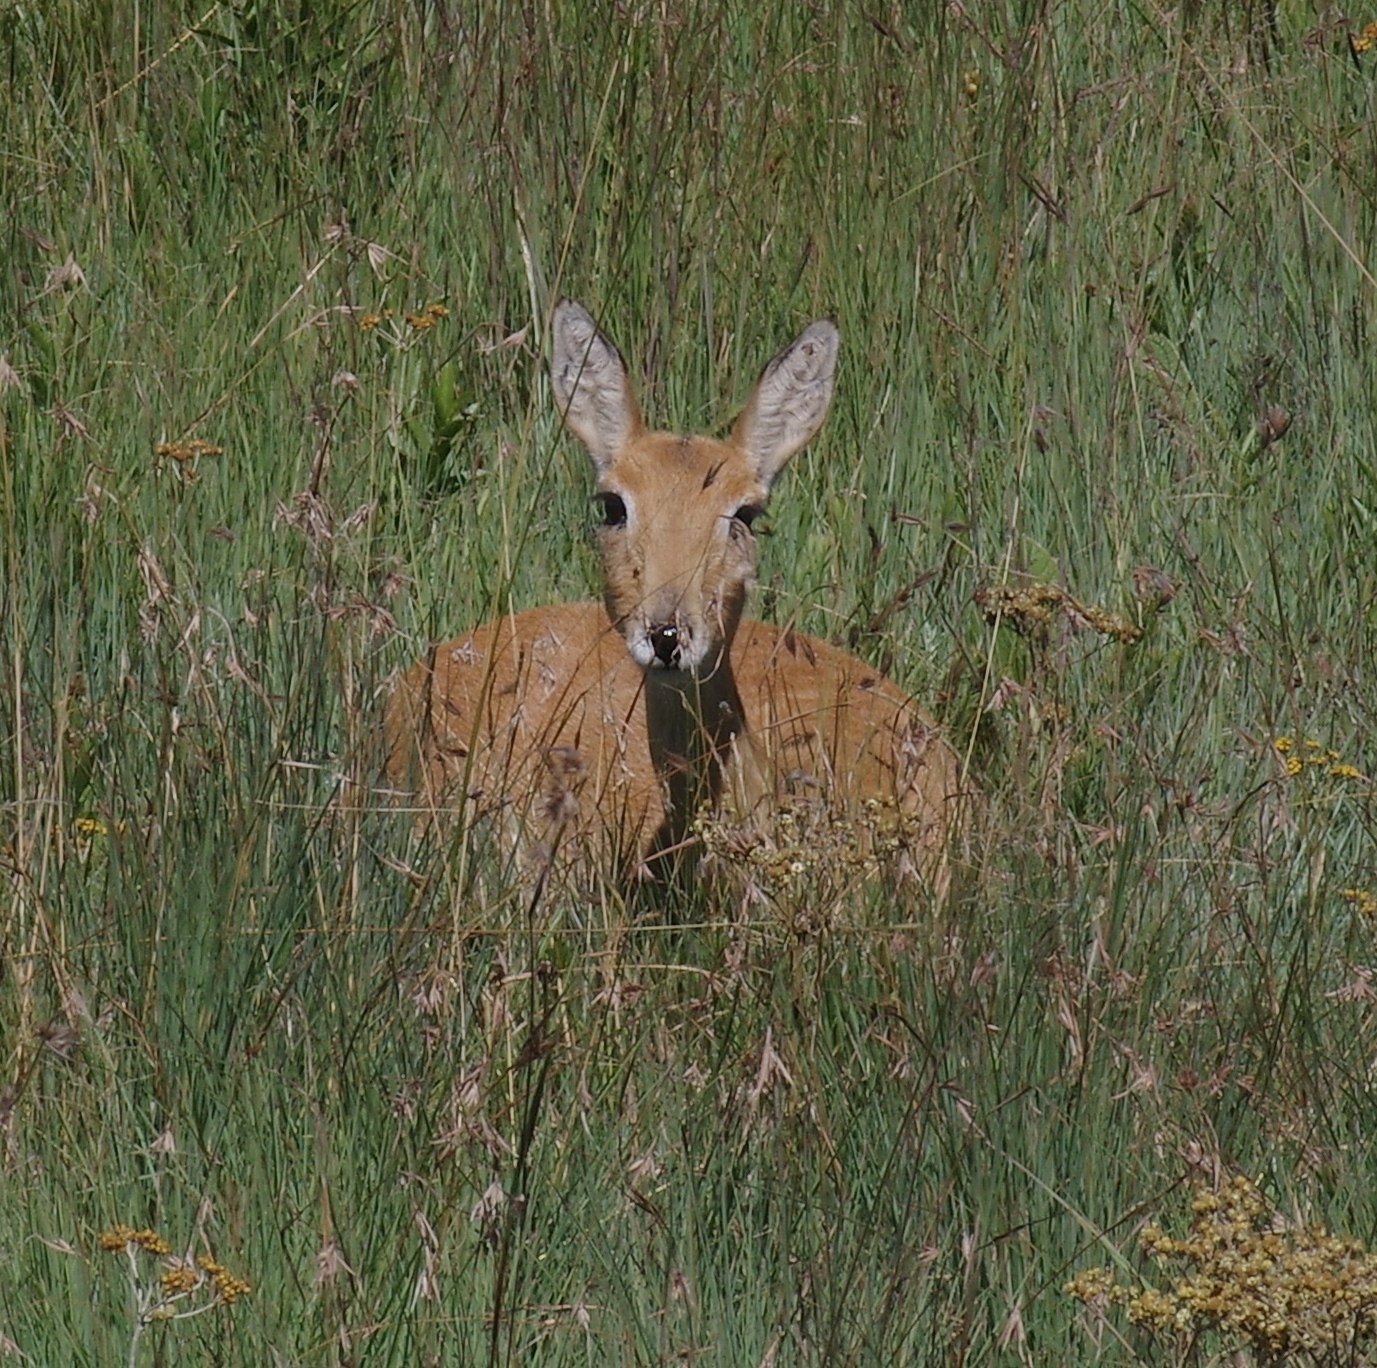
384;303;965;883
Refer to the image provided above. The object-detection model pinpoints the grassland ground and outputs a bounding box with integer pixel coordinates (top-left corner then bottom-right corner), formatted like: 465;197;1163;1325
2;2;1376;1362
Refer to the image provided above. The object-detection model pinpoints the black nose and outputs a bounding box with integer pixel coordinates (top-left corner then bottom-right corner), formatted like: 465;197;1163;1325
650;624;680;667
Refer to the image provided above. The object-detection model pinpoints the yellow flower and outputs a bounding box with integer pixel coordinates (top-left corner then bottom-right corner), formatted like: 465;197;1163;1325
98;1225;170;1255
1127;1285;1184;1329
1342;888;1377;917
160;1265;199;1295
1064;1266;1115;1301
198;1253;252;1303
156;439;223;463
1066;1177;1377;1360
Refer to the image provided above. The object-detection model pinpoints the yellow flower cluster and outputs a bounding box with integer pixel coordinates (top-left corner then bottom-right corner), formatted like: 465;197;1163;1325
1063;1265;1118;1302
99;1226;251;1307
359;302;448;331
156;438;224;463
159;1265;199;1295
405;302;449;329
975;581;1144;644
198;1254;253;1303
1066;1176;1377;1361
1353;21;1377;53
98;1226;170;1256
1342;888;1377;918
696;795;915;897
1274;737;1365;782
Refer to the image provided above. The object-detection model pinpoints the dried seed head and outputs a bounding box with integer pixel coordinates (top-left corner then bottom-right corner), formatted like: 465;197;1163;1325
1257;406;1292;447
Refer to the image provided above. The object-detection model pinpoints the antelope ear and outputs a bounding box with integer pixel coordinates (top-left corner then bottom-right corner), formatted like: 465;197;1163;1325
550;300;644;471
731;319;839;486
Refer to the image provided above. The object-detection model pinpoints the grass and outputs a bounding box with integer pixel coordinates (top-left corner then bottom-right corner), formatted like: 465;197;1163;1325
2;0;1377;1362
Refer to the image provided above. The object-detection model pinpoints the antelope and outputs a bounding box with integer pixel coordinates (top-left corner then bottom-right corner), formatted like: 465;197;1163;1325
384;301;963;886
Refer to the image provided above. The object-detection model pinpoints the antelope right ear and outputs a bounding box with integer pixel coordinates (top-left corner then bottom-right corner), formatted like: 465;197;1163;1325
550;301;644;471
731;319;839;487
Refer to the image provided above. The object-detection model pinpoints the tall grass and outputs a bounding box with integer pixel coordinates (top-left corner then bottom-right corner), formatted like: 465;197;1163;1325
2;0;1376;1362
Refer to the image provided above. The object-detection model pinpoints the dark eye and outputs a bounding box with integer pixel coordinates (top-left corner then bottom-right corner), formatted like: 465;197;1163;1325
594;492;628;528
732;504;765;532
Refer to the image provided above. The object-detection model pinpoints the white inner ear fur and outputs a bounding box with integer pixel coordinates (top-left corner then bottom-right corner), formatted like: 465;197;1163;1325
550;300;643;470
731;320;839;486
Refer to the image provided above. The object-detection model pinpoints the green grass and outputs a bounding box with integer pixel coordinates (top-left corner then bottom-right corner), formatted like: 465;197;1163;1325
3;0;1377;1362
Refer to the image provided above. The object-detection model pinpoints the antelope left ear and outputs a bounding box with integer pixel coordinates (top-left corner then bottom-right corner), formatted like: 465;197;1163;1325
550;300;645;472
731;319;839;486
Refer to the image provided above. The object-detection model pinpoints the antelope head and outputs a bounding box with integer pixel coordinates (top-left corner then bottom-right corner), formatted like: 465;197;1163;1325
550;299;839;678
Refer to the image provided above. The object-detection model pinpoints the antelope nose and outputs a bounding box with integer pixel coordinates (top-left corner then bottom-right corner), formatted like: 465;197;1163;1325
650;623;681;668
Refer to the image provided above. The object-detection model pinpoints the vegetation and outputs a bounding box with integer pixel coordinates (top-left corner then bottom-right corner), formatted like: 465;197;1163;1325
1068;1175;1377;1365
2;0;1375;1361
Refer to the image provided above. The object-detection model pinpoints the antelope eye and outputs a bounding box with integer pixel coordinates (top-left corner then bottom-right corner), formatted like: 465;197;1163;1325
732;504;764;531
595;492;628;528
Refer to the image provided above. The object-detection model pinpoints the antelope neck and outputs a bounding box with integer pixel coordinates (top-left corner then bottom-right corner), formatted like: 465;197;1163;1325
641;644;749;843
